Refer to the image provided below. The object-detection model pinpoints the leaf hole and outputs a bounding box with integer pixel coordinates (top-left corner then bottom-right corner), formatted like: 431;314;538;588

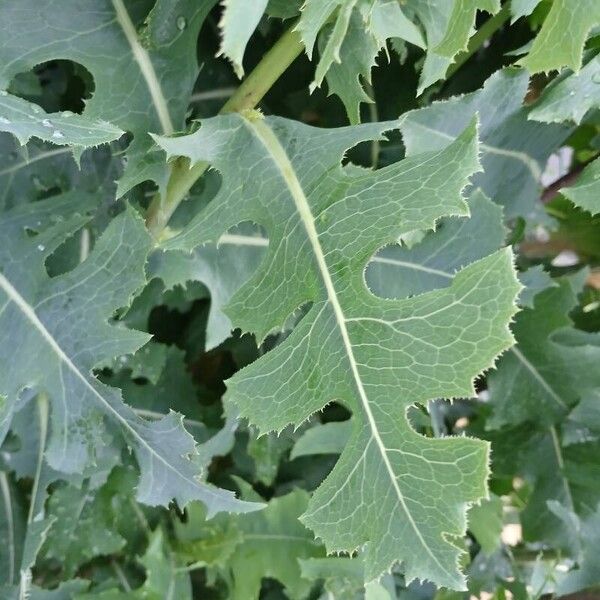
7;60;95;115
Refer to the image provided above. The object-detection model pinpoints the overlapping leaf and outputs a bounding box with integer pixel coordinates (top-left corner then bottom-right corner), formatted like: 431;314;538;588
400;68;570;220
516;0;600;74
0;0;216;195
153;112;520;588
0;201;259;515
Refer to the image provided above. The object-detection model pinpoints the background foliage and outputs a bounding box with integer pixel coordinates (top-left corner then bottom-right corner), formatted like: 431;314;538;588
0;0;599;598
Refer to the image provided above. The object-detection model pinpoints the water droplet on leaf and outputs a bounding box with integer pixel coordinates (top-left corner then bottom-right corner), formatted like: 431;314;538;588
0;90;7;96
52;130;65;139
62;110;75;117
42;118;53;128
176;15;187;30
37;244;45;251
0;116;10;124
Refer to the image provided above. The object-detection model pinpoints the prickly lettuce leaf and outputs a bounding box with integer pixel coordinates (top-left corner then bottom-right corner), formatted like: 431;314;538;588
153;112;521;588
0;0;216;195
0;203;259;516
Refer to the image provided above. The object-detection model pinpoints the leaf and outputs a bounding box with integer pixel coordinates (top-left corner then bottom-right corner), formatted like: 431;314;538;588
487;277;600;429
149;224;266;350
467;495;503;554
556;507;600;595
298;0;425;123
518;0;600;74
0;202;260;515
78;529;192;600
561;158;600;216
366;190;506;299
0;0;216;195
0;133;123;213
153;112;521;588
218;485;324;599
405;0;499;93
291;420;352;459
0;92;123;151
40;482;125;578
218;0;269;77
400;68;570;220
529;52;600;125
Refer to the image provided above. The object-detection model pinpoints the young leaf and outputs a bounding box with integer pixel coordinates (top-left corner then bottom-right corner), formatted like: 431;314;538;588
0;203;259;516
153;112;521;588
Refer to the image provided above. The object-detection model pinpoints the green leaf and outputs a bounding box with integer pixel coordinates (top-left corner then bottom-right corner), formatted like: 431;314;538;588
153;112;521;588
366;190;506;299
0;0;216;195
40;482;125;578
219;485;324;599
218;0;269;77
0;92;123;150
529;53;600;125
290;420;352;459
518;0;600;73
78;529;192;600
0;203;259;515
0;473;25;587
467;495;503;554
487;278;600;429
298;0;425;123
149;224;266;349
400;68;570;220
561;158;600;216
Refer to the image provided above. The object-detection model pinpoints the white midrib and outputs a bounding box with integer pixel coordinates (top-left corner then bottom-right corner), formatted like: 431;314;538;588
112;0;174;135
0;272;222;501
246;116;450;577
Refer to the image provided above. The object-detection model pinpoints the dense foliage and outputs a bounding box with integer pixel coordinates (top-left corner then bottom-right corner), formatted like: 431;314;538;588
1;1;599;598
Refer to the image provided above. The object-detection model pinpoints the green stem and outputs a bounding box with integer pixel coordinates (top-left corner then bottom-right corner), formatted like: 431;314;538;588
146;25;305;238
445;3;511;80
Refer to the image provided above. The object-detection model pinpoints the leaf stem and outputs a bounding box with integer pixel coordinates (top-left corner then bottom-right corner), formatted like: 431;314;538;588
445;3;511;80
145;25;305;238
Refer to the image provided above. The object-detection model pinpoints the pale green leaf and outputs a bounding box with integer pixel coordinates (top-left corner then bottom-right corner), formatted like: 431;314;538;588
561;158;600;216
0;93;123;150
0;0;216;195
220;485;324;600
488;278;600;429
218;0;269;77
400;68;570;220
529;53;600;124
149;224;266;349
291;420;352;459
0;203;259;516
518;0;600;73
40;483;125;577
153;112;521;588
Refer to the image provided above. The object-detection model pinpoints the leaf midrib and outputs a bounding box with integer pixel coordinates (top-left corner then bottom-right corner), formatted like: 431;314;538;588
243;115;452;578
0;271;229;505
111;0;174;135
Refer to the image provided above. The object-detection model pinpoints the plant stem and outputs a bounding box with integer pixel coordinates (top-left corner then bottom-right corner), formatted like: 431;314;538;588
146;25;305;238
445;3;511;80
